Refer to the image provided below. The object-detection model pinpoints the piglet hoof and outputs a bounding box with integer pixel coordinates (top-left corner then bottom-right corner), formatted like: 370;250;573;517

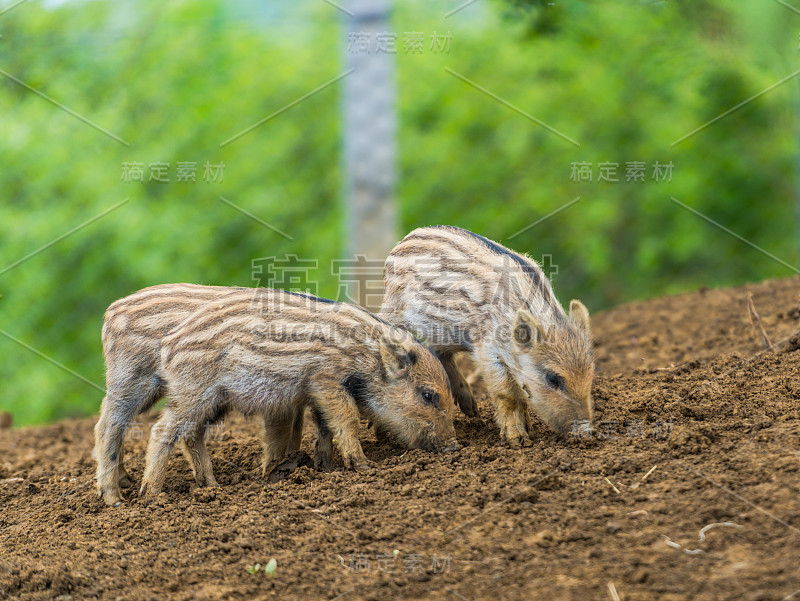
505;433;532;448
343;456;373;472
442;439;462;453
314;457;333;473
456;392;479;419
260;460;277;479
138;482;161;501
470;399;482;417
99;489;124;507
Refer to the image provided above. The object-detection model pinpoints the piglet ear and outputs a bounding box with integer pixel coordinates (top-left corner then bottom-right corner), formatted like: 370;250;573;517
569;299;591;338
379;335;418;379
512;309;546;352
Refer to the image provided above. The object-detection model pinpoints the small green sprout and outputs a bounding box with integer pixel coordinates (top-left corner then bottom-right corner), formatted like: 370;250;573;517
246;564;261;574
265;558;277;577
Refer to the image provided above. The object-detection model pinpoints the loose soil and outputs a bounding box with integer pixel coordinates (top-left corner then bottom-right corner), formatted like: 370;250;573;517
2;277;800;601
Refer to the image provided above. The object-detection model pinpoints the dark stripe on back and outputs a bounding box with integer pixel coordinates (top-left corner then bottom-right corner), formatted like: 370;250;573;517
428;225;543;290
282;290;337;305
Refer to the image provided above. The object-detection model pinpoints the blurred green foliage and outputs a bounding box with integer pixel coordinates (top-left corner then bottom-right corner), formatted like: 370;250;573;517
1;0;797;424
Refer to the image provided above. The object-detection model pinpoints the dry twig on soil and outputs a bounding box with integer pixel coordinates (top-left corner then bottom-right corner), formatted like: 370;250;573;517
748;294;775;351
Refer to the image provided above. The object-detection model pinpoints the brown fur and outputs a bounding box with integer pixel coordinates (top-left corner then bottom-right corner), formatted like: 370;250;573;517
138;287;458;500
381;225;594;445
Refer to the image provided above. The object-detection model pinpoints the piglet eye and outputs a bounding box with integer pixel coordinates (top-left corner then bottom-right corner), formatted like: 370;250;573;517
420;388;439;406
545;372;564;391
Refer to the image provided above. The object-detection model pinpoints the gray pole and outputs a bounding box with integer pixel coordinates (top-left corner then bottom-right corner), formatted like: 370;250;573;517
341;0;398;311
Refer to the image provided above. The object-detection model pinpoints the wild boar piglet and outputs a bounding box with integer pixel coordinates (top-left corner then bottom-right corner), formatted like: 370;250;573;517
139;287;459;499
381;225;594;445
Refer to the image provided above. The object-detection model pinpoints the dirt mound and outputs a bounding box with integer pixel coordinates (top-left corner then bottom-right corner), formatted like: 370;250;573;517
2;277;799;601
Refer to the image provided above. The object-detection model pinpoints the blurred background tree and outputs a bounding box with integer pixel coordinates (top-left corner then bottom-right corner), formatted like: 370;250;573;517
1;0;797;424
